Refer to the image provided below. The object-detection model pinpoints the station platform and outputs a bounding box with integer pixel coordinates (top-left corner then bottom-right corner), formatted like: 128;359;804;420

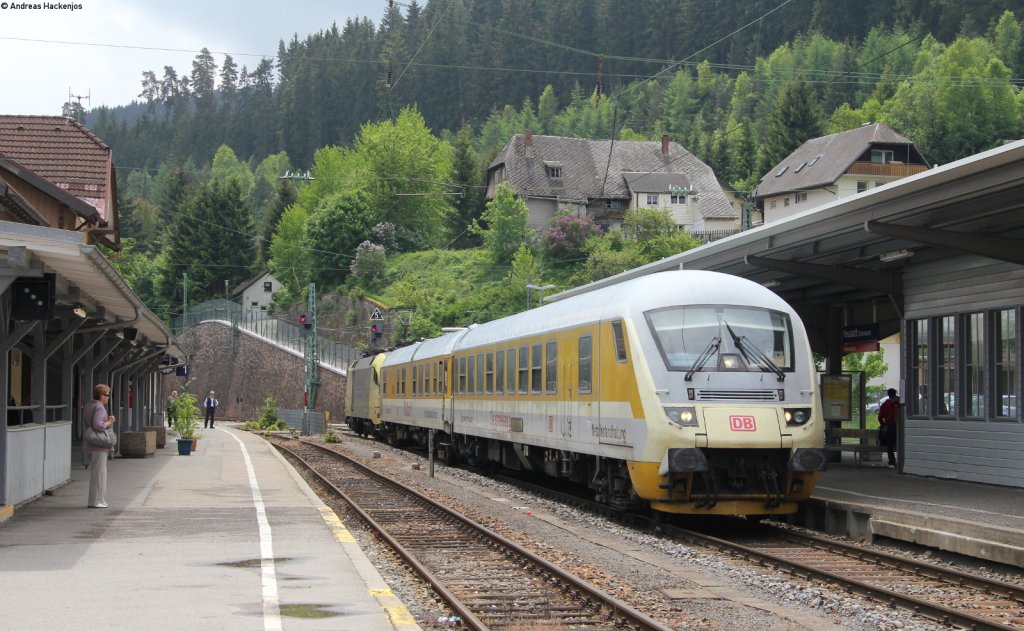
801;458;1024;569
0;426;421;631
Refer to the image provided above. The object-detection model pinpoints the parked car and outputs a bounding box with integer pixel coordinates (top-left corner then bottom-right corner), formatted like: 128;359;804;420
865;401;880;414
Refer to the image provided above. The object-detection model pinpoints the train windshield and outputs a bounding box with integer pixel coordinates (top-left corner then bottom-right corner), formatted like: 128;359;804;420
646;305;794;372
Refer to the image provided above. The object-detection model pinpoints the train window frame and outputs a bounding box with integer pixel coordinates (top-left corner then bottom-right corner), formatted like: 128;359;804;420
476;353;484;394
468;354;476;394
495;350;505;394
518;345;529;393
486;352;494;394
400;367;407;396
611;321;628;363
546;340;557;394
458;356;467;394
412;365;418;395
531;343;543;393
507;348;517;394
578;335;593;394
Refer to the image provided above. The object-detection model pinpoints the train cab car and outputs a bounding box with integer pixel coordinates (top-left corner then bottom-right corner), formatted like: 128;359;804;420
344;353;386;437
370;270;827;517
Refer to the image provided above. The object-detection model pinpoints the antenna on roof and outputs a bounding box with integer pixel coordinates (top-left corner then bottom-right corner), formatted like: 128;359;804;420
64;88;90;122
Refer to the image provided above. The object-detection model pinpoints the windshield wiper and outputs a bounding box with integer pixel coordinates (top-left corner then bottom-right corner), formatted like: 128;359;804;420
685;336;721;382
724;322;785;382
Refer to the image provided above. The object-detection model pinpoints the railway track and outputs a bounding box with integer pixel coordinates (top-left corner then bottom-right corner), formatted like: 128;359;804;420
679;524;1024;631
269;437;675;631
479;462;1024;631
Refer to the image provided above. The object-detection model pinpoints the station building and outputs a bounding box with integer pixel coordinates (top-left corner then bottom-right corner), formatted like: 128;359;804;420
551;139;1024;489
0;115;181;512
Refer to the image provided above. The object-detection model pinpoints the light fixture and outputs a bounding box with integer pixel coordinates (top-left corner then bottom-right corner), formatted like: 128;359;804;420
879;249;914;262
72;304;87;318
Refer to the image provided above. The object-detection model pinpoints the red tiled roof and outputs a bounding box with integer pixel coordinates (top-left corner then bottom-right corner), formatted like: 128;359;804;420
0;115;112;220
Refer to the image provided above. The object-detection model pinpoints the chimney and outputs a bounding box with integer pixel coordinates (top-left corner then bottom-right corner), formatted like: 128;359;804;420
525;129;533;147
661;134;669;156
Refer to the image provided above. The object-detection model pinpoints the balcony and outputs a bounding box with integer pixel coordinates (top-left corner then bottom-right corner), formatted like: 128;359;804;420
847;161;929;177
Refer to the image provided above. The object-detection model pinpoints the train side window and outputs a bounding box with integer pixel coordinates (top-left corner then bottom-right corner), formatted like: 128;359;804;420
400;367;407;395
612;321;628;362
474;353;482;394
507;348;517;394
468;354;476;394
495;350;505;394
579;335;593;394
518;345;529;393
531;343;543;393
485;352;494;394
546;341;557;393
459;356;467;394
412;365;418;395
431;362;437;394
421;363;428;396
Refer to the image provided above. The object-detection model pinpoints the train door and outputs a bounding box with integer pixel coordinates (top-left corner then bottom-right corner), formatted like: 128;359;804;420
572;331;598;440
560;347;575;442
442;358;454;434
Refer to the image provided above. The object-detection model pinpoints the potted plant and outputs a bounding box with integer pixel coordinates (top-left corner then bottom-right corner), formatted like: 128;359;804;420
171;392;202;455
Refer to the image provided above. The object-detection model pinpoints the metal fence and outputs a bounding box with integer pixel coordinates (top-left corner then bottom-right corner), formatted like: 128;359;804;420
176;300;358;371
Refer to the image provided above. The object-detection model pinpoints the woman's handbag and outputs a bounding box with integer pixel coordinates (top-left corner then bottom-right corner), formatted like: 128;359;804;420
85;426;117;448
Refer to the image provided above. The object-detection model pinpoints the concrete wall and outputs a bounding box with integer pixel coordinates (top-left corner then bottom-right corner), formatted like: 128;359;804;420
164;322;346;427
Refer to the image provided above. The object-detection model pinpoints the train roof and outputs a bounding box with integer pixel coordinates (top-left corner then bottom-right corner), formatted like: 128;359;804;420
390;270;796;363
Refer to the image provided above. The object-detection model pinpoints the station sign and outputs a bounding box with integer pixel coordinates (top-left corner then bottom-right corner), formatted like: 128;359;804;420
842;323;879;354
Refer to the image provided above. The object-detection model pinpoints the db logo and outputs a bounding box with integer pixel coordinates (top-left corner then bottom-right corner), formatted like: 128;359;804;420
729;415;756;431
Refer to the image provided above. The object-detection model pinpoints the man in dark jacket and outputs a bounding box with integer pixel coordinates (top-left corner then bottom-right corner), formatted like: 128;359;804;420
204;391;219;429
878;388;901;468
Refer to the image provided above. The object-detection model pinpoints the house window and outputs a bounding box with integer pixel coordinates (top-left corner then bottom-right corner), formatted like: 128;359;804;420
809;154;822;167
670;194;686;204
770;200;777;209
795;192;807;203
857;180;868;193
871;149;894;163
546;165;561;178
996;310;1017;418
646;194;659;206
251;301;258;307
964;313;985;417
910;319;929;416
784;197;790;207
776;166;788;177
875;181;885;189
794;162;807;173
263;281;273;292
260;305;267;311
939;316;956;415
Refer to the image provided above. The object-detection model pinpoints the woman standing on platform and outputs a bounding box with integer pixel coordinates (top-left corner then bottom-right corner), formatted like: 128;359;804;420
83;384;115;508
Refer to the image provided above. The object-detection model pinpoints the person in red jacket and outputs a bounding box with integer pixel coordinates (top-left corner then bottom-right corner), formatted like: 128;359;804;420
878;388;901;468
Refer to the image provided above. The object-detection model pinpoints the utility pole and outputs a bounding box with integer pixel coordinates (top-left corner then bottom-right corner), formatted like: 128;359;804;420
302;283;320;435
182;272;188;333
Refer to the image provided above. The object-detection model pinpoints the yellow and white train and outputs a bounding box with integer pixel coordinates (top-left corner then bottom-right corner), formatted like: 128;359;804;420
345;270;827;516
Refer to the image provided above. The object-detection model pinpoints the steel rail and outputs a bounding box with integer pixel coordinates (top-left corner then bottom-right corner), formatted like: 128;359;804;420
274;438;674;631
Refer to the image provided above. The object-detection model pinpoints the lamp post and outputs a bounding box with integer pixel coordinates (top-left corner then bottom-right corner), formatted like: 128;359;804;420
526;284;555;309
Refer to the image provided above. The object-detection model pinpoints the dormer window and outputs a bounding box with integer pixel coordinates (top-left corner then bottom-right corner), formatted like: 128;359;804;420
809;154;822;167
543;161;562;178
871;149;894;164
775;166;788;177
794;162;807;173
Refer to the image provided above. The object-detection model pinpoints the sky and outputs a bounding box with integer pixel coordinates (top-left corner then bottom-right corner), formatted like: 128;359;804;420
0;0;392;115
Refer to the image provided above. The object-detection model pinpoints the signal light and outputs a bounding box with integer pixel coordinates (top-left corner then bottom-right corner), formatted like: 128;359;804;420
370;323;382;344
299;314;310;337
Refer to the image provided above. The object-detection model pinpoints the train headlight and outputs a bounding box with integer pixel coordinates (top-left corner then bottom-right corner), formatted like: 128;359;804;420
719;353;742;370
784;407;812;426
664;406;699;427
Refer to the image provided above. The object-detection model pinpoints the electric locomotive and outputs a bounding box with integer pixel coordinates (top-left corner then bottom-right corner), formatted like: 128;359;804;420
345;270;827;516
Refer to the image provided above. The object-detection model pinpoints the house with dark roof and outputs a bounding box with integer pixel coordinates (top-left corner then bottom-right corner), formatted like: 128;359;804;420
487;132;736;233
231;270;280;318
0;115;120;249
752;123;929;225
